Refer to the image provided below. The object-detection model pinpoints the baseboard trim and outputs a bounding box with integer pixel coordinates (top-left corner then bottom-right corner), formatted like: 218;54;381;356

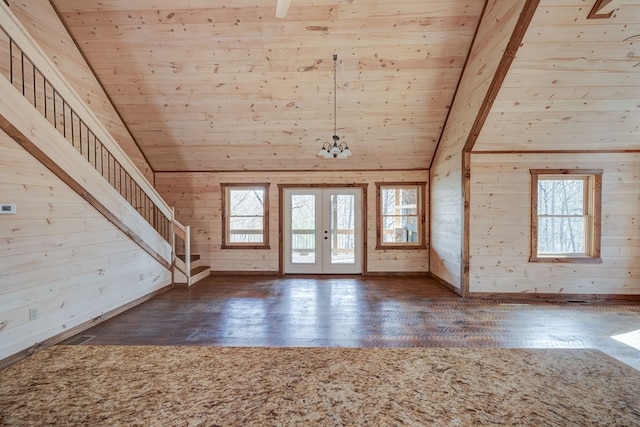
0;283;173;370
427;273;463;296
209;271;281;276
468;292;640;303
211;270;443;277
365;271;430;277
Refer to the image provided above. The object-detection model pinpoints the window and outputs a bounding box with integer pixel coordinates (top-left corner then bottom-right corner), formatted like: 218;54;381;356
376;182;426;249
221;184;269;249
530;170;602;263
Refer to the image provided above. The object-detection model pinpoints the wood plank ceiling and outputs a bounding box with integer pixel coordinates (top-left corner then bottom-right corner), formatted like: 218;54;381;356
475;0;640;152
50;0;485;172
49;0;640;173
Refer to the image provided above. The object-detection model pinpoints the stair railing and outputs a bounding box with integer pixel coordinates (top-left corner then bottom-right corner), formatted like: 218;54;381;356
0;4;186;276
0;14;170;243
171;211;191;286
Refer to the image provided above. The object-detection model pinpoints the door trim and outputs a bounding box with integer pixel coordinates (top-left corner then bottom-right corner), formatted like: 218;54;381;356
278;183;368;275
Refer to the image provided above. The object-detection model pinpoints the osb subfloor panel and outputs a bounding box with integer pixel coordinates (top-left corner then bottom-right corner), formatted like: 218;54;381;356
4;347;640;426
66;275;640;370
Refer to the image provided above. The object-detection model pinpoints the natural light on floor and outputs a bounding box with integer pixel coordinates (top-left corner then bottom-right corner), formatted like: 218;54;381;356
612;329;640;351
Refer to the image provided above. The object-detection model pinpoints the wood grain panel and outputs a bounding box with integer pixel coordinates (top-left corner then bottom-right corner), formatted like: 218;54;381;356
156;170;429;274
475;1;640;152
0;130;171;363
0;76;171;263
7;0;153;181
50;0;484;172
430;0;531;293
469;152;640;295
27;0;640;174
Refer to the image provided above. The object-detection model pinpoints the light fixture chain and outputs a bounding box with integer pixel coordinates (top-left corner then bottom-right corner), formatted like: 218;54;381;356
333;54;337;136
318;53;351;159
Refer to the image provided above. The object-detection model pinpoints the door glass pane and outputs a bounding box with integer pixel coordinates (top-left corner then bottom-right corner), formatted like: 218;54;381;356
330;194;355;264
291;194;316;264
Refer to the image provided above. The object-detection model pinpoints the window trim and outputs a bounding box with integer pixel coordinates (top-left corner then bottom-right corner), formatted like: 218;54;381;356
529;169;602;264
221;183;270;250
375;182;427;250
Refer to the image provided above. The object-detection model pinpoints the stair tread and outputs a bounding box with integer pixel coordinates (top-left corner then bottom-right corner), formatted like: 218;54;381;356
191;265;210;274
177;254;200;263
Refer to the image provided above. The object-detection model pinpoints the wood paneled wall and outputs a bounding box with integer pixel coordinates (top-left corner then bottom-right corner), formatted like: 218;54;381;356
0;130;171;362
156;170;429;274
430;0;528;292
475;0;640;152
469;153;640;295
0;72;172;266
7;0;153;181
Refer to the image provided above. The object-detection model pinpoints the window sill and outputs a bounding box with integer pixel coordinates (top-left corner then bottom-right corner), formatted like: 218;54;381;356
375;244;428;251
529;256;602;264
221;245;271;250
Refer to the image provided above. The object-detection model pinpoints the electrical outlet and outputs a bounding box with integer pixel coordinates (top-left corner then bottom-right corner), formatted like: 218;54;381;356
139;273;144;281
29;307;38;320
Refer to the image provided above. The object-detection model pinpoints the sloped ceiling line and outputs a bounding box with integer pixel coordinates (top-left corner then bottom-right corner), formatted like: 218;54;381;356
48;0;156;177
428;1;489;170
463;0;540;154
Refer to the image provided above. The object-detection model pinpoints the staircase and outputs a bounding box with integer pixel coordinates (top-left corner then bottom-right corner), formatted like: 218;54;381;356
1;7;203;290
174;254;211;287
171;220;210;287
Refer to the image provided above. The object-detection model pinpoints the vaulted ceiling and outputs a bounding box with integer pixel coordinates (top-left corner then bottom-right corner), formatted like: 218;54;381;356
50;0;485;172
475;0;640;152
49;0;640;173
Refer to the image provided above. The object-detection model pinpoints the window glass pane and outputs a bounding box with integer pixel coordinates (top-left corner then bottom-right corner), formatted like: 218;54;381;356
538;179;584;216
538;216;585;254
379;185;421;246
381;189;395;215
399;188;418;211
531;171;601;261
230;189;264;216
537;178;587;255
226;186;266;245
381;188;418;215
382;216;419;243
230;216;263;230
229;217;263;243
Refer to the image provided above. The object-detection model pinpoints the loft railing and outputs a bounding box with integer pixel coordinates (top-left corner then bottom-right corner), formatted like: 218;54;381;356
0;25;170;242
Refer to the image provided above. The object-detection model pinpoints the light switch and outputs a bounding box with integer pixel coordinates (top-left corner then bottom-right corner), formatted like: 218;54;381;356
0;203;16;214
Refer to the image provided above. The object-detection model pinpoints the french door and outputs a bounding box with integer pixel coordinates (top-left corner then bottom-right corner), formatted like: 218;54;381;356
283;188;362;274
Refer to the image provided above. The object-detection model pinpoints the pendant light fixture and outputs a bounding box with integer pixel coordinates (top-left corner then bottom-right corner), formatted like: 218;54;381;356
318;54;352;159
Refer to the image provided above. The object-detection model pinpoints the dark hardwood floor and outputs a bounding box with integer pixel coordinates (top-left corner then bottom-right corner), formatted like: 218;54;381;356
66;275;640;370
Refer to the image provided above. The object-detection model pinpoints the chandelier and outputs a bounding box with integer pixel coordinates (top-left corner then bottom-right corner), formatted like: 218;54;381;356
318;54;352;159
